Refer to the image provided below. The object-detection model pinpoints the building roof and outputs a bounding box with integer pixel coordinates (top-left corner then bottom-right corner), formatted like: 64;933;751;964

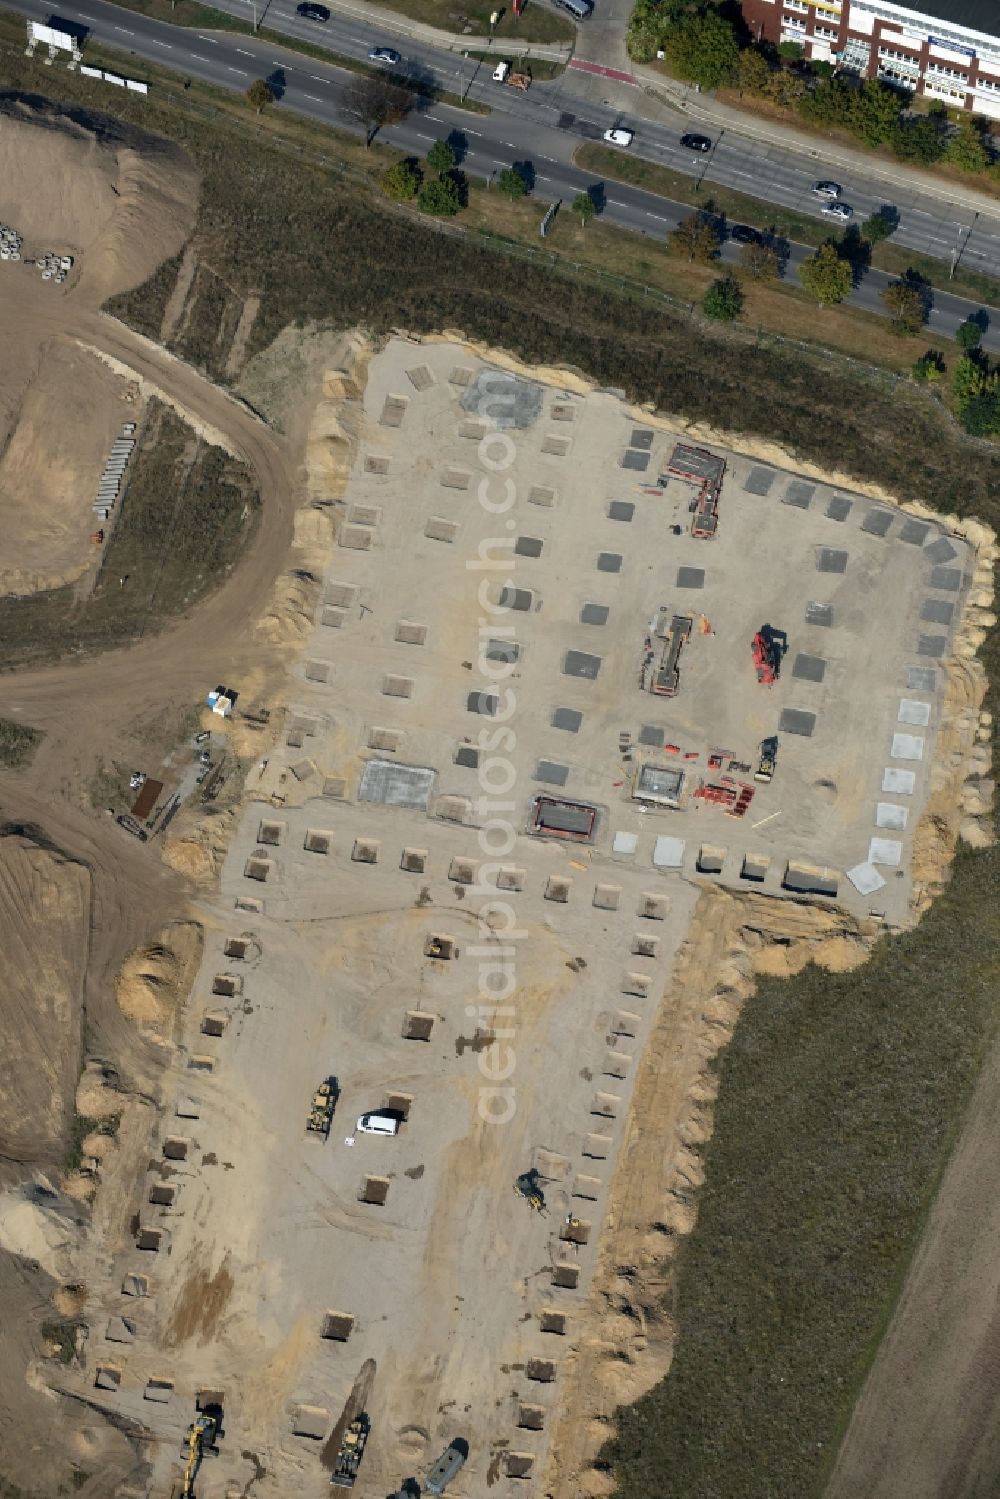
888;0;1000;42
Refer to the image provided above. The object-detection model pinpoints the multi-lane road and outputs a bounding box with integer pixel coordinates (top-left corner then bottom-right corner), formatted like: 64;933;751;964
7;0;1000;344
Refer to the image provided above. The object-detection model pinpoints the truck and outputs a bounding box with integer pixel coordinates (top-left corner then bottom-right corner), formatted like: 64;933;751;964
306;1077;339;1138
331;1414;369;1489
754;736;779;783
425;1437;470;1495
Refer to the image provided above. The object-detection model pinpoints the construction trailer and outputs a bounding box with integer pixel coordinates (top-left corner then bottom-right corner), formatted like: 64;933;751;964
530;795;597;842
425;1438;470;1495
663;442;726;539
644;610;693;697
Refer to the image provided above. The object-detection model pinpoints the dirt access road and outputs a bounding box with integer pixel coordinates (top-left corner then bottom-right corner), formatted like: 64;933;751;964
0;282;297;1070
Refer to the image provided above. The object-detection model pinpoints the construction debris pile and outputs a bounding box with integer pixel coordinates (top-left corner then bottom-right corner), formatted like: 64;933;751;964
0;224;22;262
32;250;73;283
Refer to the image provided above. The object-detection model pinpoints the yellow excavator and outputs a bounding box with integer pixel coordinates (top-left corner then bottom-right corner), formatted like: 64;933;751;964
180;1405;221;1498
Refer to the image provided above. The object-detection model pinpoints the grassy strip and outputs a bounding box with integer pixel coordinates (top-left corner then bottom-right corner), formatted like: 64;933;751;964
0;401;258;669
603;831;1000;1499
575;142;1000;311
341;0;575;45
0;718;44;769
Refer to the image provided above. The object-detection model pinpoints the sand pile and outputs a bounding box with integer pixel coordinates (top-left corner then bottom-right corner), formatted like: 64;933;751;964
0;99;198;298
115;920;203;1040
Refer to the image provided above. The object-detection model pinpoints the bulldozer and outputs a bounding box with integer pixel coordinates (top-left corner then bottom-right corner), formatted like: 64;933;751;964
513;1168;546;1213
180;1403;222;1498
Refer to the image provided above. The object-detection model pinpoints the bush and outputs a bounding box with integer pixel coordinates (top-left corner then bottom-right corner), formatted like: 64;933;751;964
381;159;420;201
702;274;744;321
912;351;945;382
418;175;461;216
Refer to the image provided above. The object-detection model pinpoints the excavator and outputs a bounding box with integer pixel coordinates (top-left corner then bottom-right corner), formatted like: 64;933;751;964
180;1404;222;1498
513;1168;546;1213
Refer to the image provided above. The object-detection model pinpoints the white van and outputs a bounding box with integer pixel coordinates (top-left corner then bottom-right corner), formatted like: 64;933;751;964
357;1111;402;1136
557;0;592;17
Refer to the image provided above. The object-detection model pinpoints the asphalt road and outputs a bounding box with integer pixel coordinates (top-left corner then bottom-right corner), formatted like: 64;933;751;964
6;0;1000;347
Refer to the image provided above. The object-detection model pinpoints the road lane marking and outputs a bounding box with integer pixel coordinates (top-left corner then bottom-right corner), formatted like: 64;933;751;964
197;33;219;42
303;93;322;101
113;24;134;33
227;66;248;74
150;38;173;47
235;47;254;54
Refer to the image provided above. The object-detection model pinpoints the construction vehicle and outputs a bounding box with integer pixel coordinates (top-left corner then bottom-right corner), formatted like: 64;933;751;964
116;813;148;843
425;1438;470;1495
514;1167;546;1213
90;529;104;544
180;1403;222;1498
307;1077;340;1138
492;60;531;88
331;1413;370;1489
755;736;779;783
751;624;788;685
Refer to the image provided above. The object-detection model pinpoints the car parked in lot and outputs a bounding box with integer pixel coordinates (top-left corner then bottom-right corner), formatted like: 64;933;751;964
368;45;401;64
729;223;757;244
681;133;712;153
821;201;853;221
812;180;841;198
603;127;634;147
296;2;330;19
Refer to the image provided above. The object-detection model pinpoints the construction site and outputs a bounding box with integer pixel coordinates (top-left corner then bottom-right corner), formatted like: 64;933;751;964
26;327;990;1499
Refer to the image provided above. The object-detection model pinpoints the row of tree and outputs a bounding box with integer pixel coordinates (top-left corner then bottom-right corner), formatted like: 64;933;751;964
667;207;934;332
626;0;999;179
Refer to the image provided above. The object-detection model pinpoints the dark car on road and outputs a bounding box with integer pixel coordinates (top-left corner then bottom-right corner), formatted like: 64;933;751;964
729;223;757;244
296;2;330;19
680;132;712;153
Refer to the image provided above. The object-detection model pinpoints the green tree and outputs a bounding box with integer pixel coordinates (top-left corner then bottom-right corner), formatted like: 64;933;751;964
426;138;456;173
665;10;739;89
418;174;461;216
847;77;904;147
881;277;928;335
740;239;780;280
766;68;807;109
668;211;721;263
245;79;275;114
862;208;896;243
735;47;770;96
497;166;529;199
381;159;420;201
702;274;744;321
777;40;803;61
891;116;944;164
572;191;596;228
957;319;982;352
944;120;989;173
798;241;852;306
912;350;945;382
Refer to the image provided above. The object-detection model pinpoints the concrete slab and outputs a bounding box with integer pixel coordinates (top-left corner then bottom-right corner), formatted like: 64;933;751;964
891;734;925;761
826;495;852;521
925;538;958;563
907;667;937;693
847;862;886;895
875;802;909;831
817;548;848;573
869;837;903;867
929;566;961;590
920;598;955;625
652;836;686;868
898;699;932;726
676;567;705;589
882;767;916;794
612;831;638;855
779;709;817;737
783;480;814;509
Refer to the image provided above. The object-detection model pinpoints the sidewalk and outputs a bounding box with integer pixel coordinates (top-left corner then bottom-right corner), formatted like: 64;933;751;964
631;63;1000;224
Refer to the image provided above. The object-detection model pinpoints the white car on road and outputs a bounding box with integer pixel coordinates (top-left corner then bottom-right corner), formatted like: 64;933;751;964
603;128;634;148
821;201;853;222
